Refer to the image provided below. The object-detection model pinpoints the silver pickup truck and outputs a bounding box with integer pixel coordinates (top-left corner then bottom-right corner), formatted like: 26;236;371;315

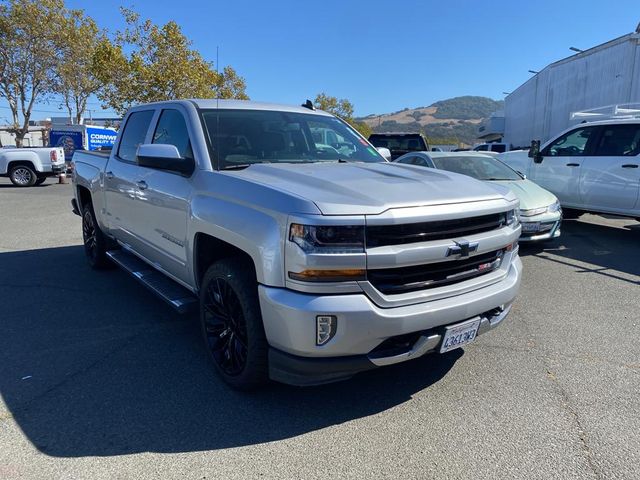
71;99;522;389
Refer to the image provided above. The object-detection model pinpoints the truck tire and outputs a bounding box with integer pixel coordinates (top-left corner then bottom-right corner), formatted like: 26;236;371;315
200;258;269;390
562;208;583;219
81;202;112;269
34;176;47;186
9;165;37;187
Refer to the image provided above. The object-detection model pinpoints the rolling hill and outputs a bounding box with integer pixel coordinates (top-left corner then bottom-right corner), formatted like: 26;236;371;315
358;96;504;146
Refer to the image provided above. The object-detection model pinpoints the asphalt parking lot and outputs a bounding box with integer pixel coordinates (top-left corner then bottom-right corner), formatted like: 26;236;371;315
0;177;638;479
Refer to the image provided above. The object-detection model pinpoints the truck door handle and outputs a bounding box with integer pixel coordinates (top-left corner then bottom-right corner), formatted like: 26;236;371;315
621;164;639;168
566;163;580;167
105;171;114;179
136;180;148;190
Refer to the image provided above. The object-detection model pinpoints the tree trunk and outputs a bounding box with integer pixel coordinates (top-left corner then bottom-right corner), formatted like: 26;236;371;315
14;133;24;147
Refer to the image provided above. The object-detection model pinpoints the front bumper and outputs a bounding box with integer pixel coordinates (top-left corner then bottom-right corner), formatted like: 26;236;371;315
260;255;522;385
519;211;562;242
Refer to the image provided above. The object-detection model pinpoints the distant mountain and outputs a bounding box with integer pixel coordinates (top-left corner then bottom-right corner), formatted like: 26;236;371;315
358;96;504;145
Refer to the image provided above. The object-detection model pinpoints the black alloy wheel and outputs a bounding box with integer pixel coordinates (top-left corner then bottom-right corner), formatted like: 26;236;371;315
200;259;268;389
81;202;112;269
203;276;249;377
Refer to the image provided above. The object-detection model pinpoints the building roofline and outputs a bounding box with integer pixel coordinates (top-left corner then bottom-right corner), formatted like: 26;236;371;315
507;32;640;99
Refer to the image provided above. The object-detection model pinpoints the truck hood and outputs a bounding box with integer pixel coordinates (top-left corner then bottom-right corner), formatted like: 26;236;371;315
232;162;511;215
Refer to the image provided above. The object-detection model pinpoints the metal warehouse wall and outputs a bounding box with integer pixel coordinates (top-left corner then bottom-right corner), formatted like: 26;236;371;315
504;33;640;147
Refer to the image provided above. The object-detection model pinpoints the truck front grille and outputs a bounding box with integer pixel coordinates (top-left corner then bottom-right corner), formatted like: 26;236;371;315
367;249;505;295
366;212;507;248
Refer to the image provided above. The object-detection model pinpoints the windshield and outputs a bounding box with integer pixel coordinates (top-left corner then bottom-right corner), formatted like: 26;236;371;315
369;135;425;151
431;155;522;181
200;109;385;169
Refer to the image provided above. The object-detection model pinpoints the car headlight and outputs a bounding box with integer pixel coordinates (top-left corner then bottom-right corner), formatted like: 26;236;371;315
289;224;365;254
547;200;561;213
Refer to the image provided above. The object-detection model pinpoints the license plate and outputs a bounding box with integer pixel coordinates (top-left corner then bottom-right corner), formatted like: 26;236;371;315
521;222;540;233
440;318;481;353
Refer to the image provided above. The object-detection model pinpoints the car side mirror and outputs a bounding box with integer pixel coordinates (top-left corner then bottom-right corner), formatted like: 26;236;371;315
137;144;195;176
528;139;543;163
376;147;392;161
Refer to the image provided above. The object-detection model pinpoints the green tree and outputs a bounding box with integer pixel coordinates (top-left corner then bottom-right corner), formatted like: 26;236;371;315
314;93;354;120
55;11;105;125
0;0;68;146
314;92;371;137
95;8;248;115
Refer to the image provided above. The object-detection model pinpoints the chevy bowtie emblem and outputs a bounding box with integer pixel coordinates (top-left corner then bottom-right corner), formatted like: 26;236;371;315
446;240;479;258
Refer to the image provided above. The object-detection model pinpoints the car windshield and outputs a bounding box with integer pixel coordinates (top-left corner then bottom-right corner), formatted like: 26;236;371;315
369;135;424;151
431;155;522;181
200;109;385;169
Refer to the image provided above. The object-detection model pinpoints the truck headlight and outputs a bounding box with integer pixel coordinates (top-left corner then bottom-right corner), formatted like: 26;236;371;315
289;224;365;254
505;209;519;227
547;200;561;213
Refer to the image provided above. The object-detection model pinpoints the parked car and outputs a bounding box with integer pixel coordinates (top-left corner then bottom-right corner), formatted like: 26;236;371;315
368;132;430;160
0;146;65;186
395;151;562;242
72;99;522;389
498;119;640;220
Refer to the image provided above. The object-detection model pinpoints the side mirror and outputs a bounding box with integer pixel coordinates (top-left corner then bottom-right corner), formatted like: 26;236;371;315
528;139;543;163
376;147;392;161
137;144;195;176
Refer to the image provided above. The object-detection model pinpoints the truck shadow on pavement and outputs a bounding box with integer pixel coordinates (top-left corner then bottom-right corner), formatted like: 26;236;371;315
0;245;462;457
518;217;640;283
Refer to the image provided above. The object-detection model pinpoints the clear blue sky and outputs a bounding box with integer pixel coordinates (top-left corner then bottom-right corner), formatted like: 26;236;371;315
3;0;639;121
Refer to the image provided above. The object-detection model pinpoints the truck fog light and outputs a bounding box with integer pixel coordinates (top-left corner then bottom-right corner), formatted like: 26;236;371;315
316;315;337;345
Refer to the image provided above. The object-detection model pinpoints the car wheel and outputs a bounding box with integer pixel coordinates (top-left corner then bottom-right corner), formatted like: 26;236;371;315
81;202;112;269
34;176;47;186
200;258;269;390
9;165;37;187
562;208;583;219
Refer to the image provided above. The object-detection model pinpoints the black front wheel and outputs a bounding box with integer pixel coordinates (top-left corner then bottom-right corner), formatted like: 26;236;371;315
200;259;268;389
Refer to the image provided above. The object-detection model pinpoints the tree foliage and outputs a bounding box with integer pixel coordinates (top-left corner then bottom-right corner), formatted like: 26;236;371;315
314;92;371;137
94;8;248;115
55;12;105;124
430;96;504;120
0;0;69;145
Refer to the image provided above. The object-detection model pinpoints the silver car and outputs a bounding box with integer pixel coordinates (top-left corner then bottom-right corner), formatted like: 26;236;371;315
395;151;562;242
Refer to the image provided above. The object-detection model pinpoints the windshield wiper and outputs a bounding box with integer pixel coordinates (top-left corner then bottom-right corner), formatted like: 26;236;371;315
485;177;515;181
221;164;252;170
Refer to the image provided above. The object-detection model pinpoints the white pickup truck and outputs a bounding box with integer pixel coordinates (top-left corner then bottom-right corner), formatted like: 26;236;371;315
0;146;66;186
498;119;640;219
72;99;522;389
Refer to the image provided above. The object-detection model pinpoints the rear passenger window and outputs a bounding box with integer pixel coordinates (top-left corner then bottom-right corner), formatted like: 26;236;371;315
117;110;154;162
491;144;506;153
593;125;640;156
152;109;194;159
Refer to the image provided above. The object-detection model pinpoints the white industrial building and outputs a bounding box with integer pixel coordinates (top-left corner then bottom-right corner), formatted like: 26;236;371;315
480;30;640;148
